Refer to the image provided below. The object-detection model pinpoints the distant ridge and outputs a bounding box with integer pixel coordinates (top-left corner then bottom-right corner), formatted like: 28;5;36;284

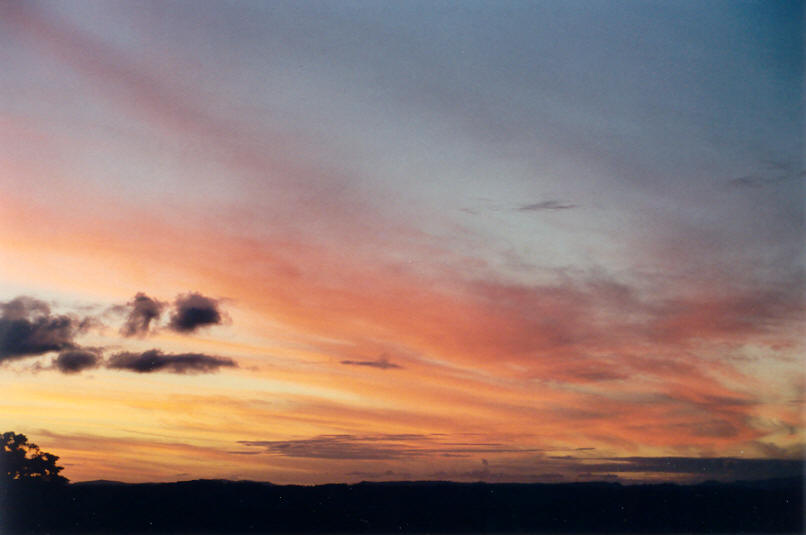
73;478;277;486
71;479;126;486
4;477;801;533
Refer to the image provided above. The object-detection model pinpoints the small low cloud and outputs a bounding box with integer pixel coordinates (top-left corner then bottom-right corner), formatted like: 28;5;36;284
0;296;91;362
169;293;224;333
340;355;402;370
120;293;164;337
53;349;102;374
519;200;576;211
107;349;237;374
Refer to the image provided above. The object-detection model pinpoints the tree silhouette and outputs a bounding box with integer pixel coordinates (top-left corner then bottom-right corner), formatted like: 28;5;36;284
2;431;68;484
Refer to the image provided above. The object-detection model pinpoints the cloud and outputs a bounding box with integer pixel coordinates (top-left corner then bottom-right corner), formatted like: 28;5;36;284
340;355;402;370
519;200;576;211
0;296;90;362
579;456;805;481
673;420;739;439
557;368;628;382
238;434;544;460
168;293;224;333
728;175;788;188
1;296;50;319
53;349;102;374
727;161;803;189
107;349;236;374
120;292;164;337
346;469;412;479
420;455;804;483
428;467;567;483
239;434;419;460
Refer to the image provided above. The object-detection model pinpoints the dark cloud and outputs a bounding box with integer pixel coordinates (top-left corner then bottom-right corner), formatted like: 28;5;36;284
346;470;413;479
239;434;417;460
519;200;576;211
238;434;544;460
0;296;89;362
340;355;402;370
120;293;164;337
568;457;804;481
749;441;804;459
1;296;50;319
107;349;237;374
169;293;223;333
575;473;621;482
53;350;102;374
421;455;804;483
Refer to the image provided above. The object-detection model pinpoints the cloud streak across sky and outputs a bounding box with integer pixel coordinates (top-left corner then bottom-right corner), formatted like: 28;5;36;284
0;1;802;484
107;350;237;374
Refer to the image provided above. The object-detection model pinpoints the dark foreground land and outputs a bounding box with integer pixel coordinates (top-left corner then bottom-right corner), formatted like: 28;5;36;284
1;478;803;534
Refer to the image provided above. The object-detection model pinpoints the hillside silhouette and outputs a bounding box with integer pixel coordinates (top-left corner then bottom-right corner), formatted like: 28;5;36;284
2;476;803;533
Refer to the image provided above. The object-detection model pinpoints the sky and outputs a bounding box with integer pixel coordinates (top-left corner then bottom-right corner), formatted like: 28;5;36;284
0;0;803;484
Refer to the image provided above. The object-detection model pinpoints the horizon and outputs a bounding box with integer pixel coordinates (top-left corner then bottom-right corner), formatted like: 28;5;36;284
66;471;803;486
1;1;803;487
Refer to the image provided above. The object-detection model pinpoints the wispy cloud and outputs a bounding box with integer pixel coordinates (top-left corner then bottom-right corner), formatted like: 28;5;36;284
430;456;804;483
727;161;804;189
728;175;794;188
578;456;804;480
238;434;545;460
519;200;577;211
340;355;402;370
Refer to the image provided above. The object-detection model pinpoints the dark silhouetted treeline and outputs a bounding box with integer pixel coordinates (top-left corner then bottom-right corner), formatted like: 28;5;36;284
1;477;803;533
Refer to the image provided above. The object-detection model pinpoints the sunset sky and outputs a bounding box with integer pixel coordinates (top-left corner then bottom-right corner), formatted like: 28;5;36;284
1;1;803;484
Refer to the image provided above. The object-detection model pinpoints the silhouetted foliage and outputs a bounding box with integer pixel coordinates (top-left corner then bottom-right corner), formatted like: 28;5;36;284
1;431;68;484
